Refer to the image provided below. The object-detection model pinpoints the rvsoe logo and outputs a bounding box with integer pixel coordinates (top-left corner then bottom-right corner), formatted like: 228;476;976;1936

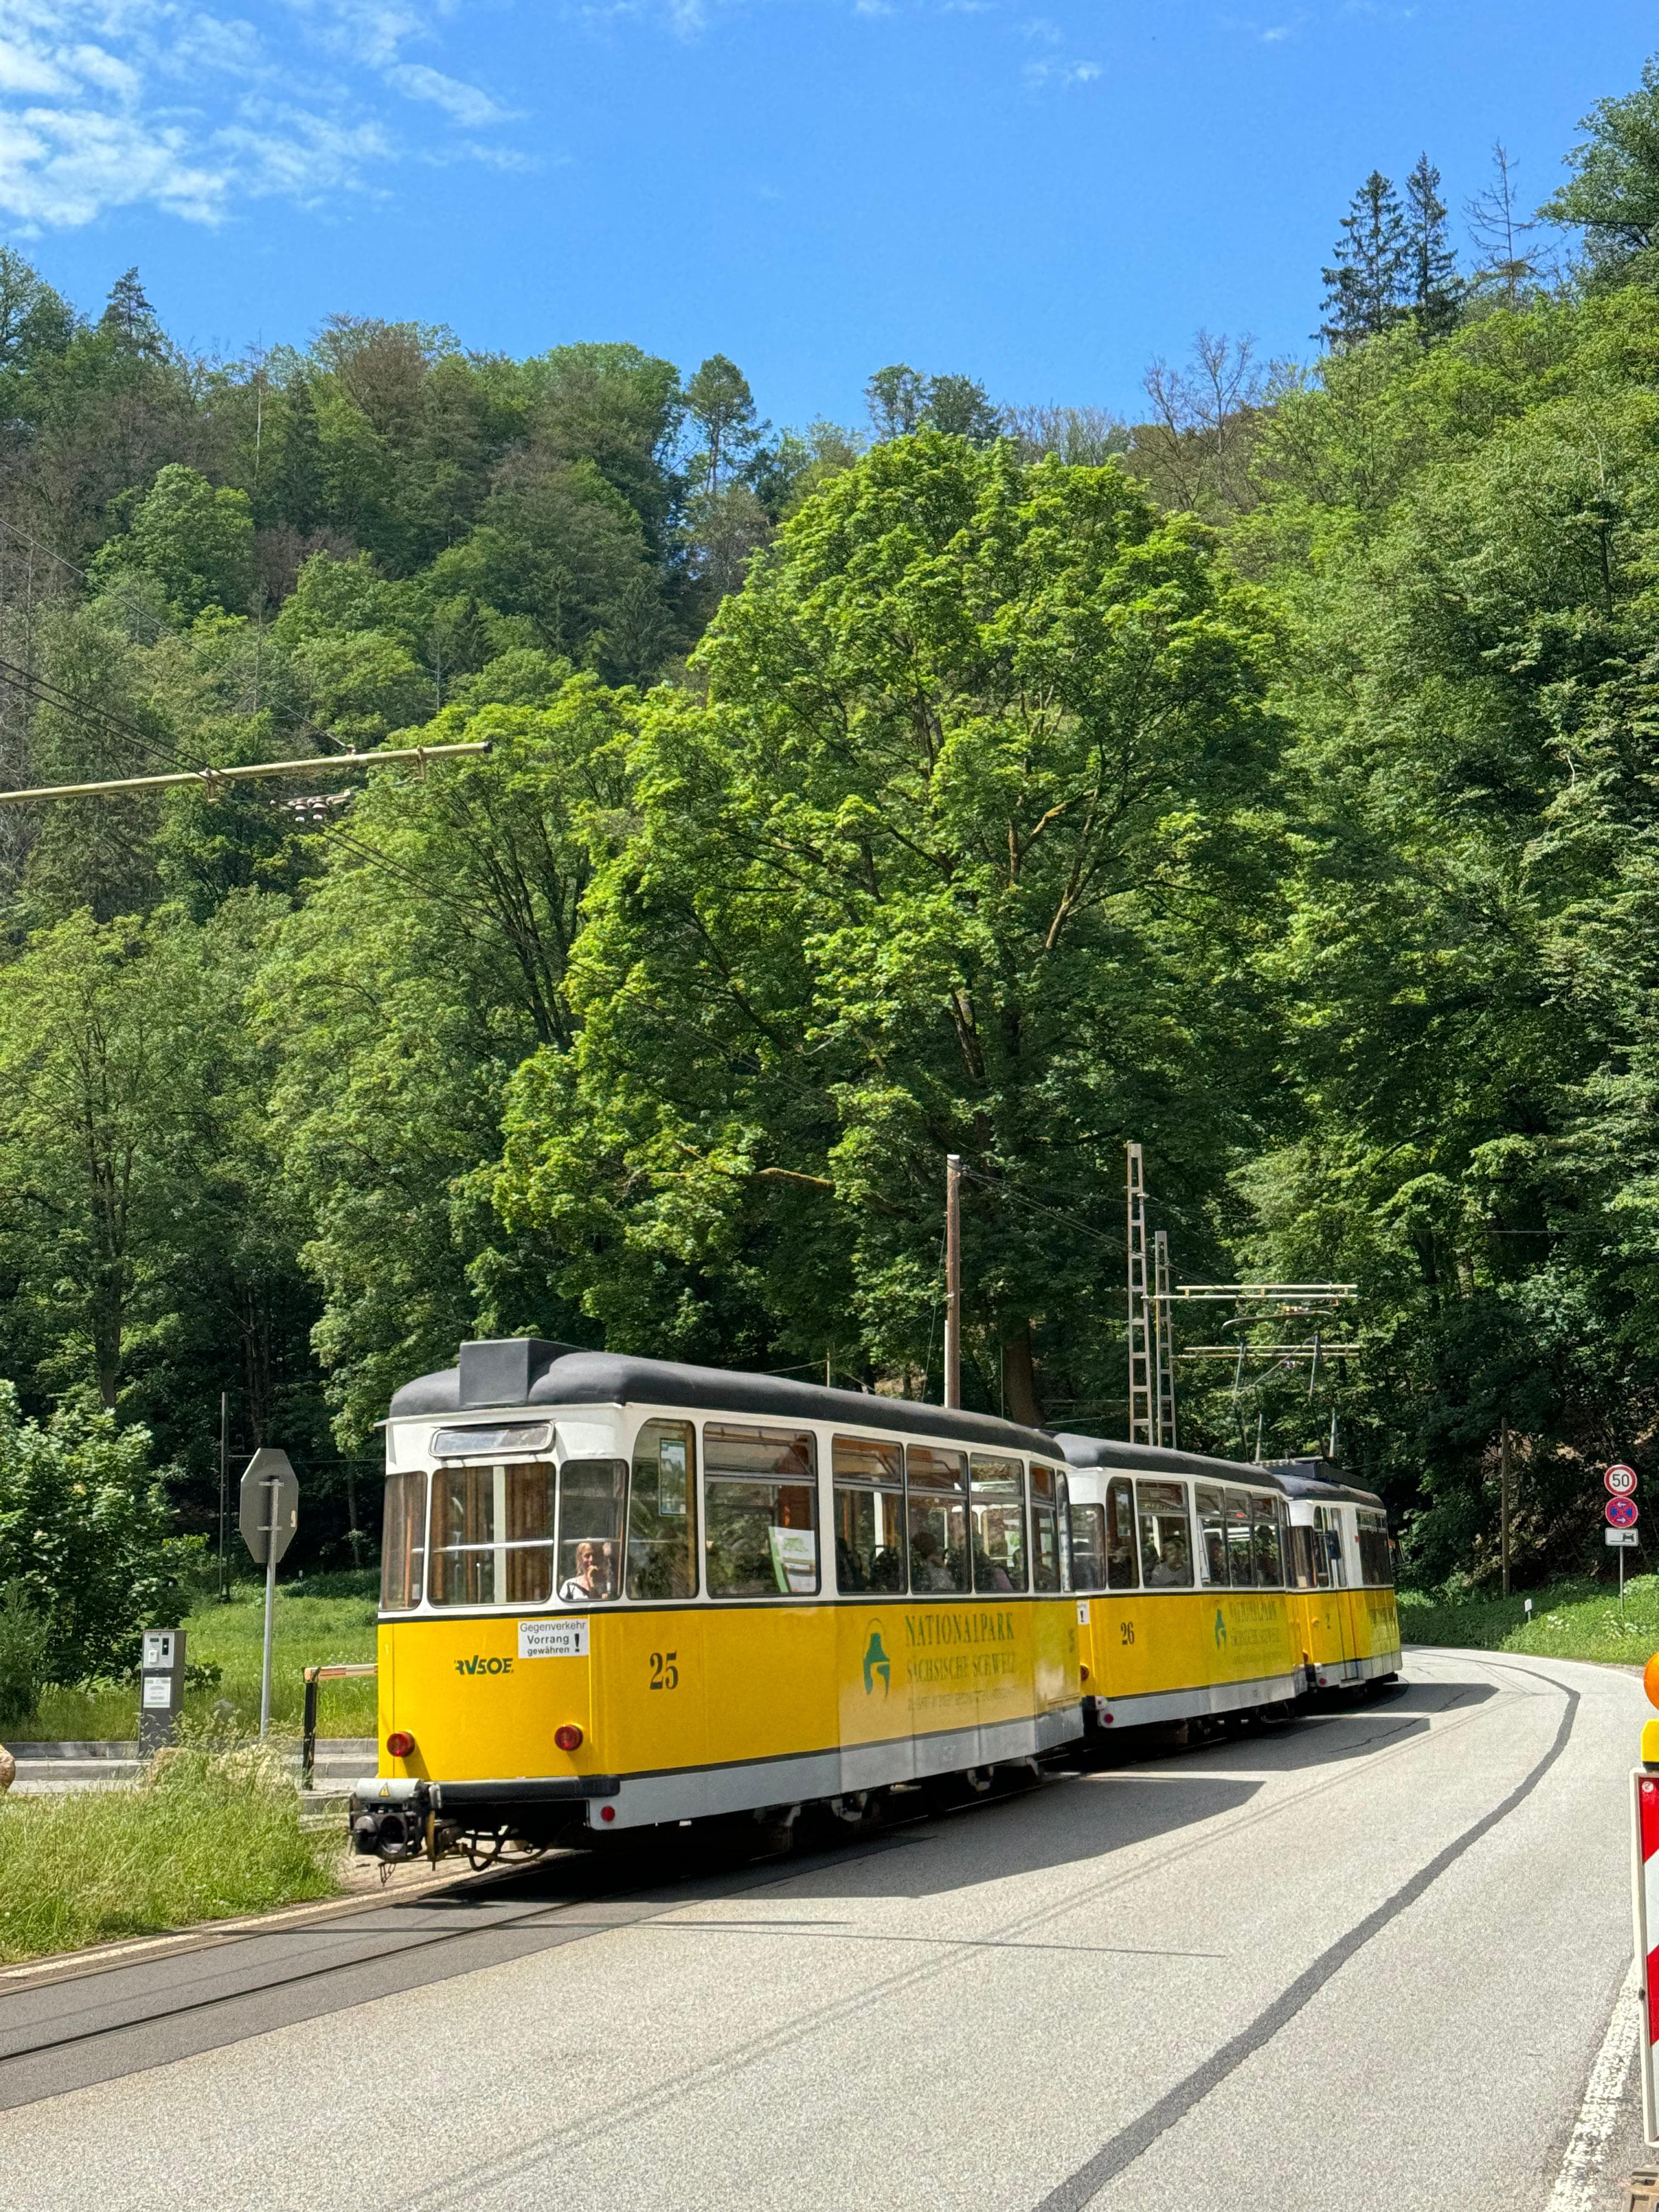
454;1655;514;1676
862;1628;891;1695
1214;1609;1228;1650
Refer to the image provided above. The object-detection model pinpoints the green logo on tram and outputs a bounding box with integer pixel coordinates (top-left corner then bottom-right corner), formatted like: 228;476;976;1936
862;1628;891;1696
1214;1609;1227;1650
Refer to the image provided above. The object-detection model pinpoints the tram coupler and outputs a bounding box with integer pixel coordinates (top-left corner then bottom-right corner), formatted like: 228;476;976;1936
349;1779;430;1861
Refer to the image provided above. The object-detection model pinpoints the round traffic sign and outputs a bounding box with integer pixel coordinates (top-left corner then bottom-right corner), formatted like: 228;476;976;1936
1607;1463;1639;1497
1608;1496;1640;1529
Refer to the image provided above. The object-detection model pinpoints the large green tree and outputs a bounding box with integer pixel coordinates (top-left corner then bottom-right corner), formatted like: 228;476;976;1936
496;433;1283;1425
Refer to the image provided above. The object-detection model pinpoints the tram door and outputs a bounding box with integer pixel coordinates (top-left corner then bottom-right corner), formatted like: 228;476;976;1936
1318;1507;1355;1677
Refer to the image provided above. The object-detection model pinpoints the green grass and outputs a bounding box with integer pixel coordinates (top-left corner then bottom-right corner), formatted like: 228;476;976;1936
0;1733;343;1963
9;1581;380;1742
1401;1574;1659;1666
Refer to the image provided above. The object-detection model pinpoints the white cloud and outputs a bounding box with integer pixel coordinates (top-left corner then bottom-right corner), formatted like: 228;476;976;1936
0;0;524;226
386;60;516;126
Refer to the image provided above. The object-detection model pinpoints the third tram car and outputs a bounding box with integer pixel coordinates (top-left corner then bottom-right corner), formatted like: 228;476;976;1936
1268;1456;1402;1690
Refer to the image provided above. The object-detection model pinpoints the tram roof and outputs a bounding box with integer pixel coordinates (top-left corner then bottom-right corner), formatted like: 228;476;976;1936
1264;1456;1385;1510
1051;1431;1289;1491
388;1337;1064;1460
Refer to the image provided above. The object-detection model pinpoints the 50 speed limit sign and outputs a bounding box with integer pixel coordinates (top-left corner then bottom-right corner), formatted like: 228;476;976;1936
1607;1463;1639;1498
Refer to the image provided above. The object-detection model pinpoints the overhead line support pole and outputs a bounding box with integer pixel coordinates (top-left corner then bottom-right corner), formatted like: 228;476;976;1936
1126;1143;1153;1447
944;1154;962;1411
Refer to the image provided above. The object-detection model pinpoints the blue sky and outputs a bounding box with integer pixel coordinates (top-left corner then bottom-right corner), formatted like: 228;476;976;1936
3;1;1655;430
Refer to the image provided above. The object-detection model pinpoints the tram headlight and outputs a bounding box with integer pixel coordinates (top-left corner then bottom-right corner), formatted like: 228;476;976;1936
554;1724;584;1752
386;1731;415;1758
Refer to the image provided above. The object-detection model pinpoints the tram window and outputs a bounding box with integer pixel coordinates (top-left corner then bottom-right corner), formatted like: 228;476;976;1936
1070;1503;1107;1593
972;1455;1029;1593
1357;1509;1393;1587
1250;1493;1283;1587
832;1436;906;1593
1056;1471;1073;1592
1318;1507;1346;1588
1224;1489;1254;1587
1308;1514;1330;1589
381;1470;427;1610
1030;1464;1063;1593
1290;1523;1314;1590
907;1446;970;1594
429;1462;555;1606
1137;1481;1194;1587
1107;1476;1138;1590
704;1425;819;1598
556;1459;627;1604
628;1419;698;1600
1194;1484;1227;1585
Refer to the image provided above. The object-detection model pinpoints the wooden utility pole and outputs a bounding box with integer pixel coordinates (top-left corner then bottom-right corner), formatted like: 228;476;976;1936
944;1154;962;1409
1500;1416;1511;1599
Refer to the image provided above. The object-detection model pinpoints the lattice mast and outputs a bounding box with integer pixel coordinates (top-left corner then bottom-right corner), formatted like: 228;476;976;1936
1153;1228;1177;1451
1126;1143;1154;1446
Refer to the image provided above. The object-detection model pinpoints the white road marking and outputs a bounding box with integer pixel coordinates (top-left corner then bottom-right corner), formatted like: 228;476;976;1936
1548;1959;1641;2211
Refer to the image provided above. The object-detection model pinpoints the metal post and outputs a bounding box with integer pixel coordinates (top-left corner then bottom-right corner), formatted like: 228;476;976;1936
258;1472;279;1740
1622;1535;1628;1616
302;1668;318;1789
217;1391;229;1602
1500;1417;1510;1601
1153;1228;1177;1450
944;1155;962;1410
1126;1143;1153;1446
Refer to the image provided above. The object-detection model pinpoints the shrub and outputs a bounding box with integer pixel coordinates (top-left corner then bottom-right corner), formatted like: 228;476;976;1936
0;1582;48;1728
0;1384;196;1684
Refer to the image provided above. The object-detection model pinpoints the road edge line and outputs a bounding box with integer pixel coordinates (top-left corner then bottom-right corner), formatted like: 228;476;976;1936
1547;1959;1641;2212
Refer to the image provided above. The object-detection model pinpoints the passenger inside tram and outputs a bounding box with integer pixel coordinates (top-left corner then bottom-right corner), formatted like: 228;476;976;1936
558;1539;614;1604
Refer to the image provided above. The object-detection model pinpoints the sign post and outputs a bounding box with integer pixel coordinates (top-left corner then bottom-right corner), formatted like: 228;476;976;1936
137;1628;186;1757
1609;1476;1641;1615
239;1448;298;1739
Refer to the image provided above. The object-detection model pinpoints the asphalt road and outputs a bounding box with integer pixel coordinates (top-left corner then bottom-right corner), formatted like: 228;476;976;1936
0;1650;1648;2212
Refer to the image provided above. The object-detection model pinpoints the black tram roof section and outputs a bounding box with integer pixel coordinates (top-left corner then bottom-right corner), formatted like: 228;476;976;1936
388;1338;1065;1462
1052;1431;1290;1492
1264;1455;1386;1510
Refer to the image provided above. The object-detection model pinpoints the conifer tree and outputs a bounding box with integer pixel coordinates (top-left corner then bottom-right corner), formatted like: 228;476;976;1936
1318;172;1409;348
1404;154;1463;344
99;267;165;359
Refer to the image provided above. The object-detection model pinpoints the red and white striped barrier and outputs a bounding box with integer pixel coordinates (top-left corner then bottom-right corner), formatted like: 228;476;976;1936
1634;1768;1659;2142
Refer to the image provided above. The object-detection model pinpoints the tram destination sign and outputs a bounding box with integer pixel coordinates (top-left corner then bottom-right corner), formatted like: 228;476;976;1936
1608;1496;1640;1530
1608;1463;1639;1498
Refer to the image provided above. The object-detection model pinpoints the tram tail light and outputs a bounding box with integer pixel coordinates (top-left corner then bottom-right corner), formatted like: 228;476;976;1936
554;1724;584;1752
386;1731;415;1758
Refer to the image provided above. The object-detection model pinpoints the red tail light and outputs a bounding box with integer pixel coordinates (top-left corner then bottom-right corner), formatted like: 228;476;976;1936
554;1724;584;1752
386;1731;415;1758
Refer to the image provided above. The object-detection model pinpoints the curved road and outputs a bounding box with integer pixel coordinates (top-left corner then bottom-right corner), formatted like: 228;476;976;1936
0;1650;1646;2210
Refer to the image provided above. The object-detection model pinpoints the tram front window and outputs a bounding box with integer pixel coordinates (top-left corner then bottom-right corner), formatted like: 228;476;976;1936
704;1424;820;1596
628;1419;697;1599
907;1447;969;1593
971;1454;1028;1593
429;1462;556;1606
832;1436;906;1592
1070;1502;1107;1593
381;1470;427;1610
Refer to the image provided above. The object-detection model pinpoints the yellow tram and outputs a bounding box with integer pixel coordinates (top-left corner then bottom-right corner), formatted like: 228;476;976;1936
1055;1435;1306;1733
1268;1457;1402;1690
351;1338;1084;1858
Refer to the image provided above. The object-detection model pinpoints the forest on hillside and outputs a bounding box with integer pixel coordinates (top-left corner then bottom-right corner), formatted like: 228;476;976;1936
1;60;1657;1638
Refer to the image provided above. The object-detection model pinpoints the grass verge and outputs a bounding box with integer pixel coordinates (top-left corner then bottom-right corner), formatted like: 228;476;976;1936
10;1583;380;1742
0;1733;343;1963
1401;1574;1659;1666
